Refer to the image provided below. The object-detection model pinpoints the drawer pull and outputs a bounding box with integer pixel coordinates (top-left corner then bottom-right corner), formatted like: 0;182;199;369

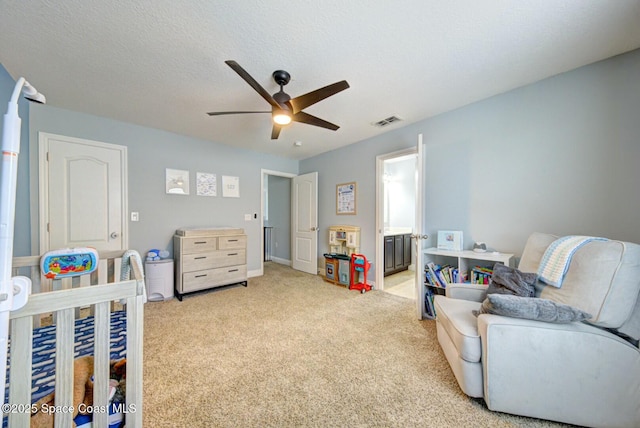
194;256;207;260
228;239;238;242
227;253;238;256
228;269;239;273
194;241;207;244
195;274;207;278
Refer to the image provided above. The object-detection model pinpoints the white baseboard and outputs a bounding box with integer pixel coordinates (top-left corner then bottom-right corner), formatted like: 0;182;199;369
248;269;262;278
271;257;291;266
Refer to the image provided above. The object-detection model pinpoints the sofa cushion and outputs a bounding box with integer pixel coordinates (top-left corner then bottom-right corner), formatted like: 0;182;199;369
486;263;537;297
478;294;592;323
434;295;482;363
539;240;640;330
518;233;640;339
518;232;557;275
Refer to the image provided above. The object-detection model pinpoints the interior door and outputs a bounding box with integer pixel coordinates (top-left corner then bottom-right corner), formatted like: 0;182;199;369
291;172;318;274
40;133;127;252
413;134;426;319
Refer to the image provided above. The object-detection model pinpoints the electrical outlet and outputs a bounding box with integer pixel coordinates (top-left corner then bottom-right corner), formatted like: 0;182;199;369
244;214;251;221
131;212;139;222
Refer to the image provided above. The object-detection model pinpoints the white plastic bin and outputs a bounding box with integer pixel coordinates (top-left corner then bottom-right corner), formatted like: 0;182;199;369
145;259;174;301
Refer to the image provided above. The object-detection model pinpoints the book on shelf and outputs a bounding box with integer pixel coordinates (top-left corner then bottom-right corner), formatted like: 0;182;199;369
424;286;436;319
426;261;477;287
425;262;447;288
424;269;438;287
471;266;493;284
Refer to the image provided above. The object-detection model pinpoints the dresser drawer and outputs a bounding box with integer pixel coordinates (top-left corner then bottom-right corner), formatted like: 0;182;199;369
218;235;246;250
182;249;246;272
181;237;217;253
181;265;247;293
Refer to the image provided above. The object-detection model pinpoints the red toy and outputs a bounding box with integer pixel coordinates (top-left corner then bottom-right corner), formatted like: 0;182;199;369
349;254;372;293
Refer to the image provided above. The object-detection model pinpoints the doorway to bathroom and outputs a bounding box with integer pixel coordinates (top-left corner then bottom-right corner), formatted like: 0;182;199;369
375;149;418;300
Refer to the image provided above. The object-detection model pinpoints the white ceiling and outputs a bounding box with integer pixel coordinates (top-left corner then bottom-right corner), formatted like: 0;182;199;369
2;1;640;160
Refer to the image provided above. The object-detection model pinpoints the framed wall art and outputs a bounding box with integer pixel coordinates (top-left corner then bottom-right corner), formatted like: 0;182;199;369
196;172;217;196
336;182;356;215
166;168;190;195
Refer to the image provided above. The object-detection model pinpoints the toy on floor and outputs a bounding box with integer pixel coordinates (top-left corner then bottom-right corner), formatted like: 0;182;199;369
349;254;372;293
40;247;99;279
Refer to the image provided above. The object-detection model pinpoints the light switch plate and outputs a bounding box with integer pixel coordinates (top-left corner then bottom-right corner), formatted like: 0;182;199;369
131;212;139;222
244;214;251;221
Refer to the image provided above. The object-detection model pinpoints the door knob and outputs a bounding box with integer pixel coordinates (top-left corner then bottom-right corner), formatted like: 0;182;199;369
110;232;119;239
310;227;318;231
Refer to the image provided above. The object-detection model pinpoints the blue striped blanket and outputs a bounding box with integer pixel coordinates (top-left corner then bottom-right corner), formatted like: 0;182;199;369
3;311;128;428
537;235;607;288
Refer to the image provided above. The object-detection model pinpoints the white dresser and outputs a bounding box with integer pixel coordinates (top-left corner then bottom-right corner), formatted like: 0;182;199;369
174;227;247;300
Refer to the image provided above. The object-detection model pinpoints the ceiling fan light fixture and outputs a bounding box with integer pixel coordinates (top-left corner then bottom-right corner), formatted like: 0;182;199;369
208;61;348;139
273;110;292;125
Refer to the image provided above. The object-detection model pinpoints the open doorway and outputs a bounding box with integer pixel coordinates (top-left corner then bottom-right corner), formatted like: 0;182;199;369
260;169;319;277
375;149;418;299
261;170;294;274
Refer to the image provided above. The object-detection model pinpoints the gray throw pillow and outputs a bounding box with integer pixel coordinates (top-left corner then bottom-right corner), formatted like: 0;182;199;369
486;263;537;297
478;294;592;323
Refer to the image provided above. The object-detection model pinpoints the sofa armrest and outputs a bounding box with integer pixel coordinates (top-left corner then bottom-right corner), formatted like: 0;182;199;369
477;314;640;427
445;283;488;302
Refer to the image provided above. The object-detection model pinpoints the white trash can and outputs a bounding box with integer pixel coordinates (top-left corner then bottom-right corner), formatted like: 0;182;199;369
144;259;174;301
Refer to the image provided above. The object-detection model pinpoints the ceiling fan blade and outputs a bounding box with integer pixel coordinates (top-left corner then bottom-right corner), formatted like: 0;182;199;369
207;111;270;116
292;111;340;131
289;80;349;114
271;124;282;140
225;60;281;109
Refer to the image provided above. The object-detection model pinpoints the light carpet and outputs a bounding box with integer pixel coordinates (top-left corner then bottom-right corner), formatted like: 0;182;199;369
143;262;570;427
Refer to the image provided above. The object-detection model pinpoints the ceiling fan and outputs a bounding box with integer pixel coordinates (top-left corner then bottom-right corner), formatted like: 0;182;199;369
207;60;349;140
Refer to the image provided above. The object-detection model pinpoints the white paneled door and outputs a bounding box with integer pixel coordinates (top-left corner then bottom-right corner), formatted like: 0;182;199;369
291;172;318;275
39;133;128;252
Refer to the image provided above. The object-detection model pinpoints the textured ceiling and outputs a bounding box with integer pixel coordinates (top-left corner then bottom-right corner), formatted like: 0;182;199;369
2;1;640;160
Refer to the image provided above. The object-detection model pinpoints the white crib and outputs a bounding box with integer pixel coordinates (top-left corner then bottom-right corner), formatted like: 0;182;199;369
6;250;144;428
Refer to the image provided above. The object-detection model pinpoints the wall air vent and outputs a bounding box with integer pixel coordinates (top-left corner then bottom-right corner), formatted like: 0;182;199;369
372;115;403;127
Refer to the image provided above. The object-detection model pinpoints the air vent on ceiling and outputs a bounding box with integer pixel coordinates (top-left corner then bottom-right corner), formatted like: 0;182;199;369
372;115;403;127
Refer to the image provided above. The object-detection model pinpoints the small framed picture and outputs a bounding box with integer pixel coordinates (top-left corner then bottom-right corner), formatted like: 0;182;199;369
197;172;217;197
336;182;356;215
222;175;240;198
166;169;189;195
437;230;463;251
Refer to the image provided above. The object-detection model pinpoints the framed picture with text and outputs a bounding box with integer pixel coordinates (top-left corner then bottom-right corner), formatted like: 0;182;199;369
336;182;356;215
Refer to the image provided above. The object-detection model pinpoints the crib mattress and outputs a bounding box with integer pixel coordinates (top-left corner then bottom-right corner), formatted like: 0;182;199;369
3;311;128;428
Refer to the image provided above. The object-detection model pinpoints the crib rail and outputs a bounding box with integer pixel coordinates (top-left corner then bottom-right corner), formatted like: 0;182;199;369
11;250;130;326
6;251;144;428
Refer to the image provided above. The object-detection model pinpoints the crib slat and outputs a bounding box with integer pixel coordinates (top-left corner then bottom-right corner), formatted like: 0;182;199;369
92;301;111;428
100;258;109;284
54;308;75;428
125;289;144;427
8;317;33;427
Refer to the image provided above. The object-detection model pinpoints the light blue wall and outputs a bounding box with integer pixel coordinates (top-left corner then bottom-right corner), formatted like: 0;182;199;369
301;48;640;268
0;69;299;272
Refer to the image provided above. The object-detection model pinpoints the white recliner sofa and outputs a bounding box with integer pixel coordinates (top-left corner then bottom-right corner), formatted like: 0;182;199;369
434;232;640;428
